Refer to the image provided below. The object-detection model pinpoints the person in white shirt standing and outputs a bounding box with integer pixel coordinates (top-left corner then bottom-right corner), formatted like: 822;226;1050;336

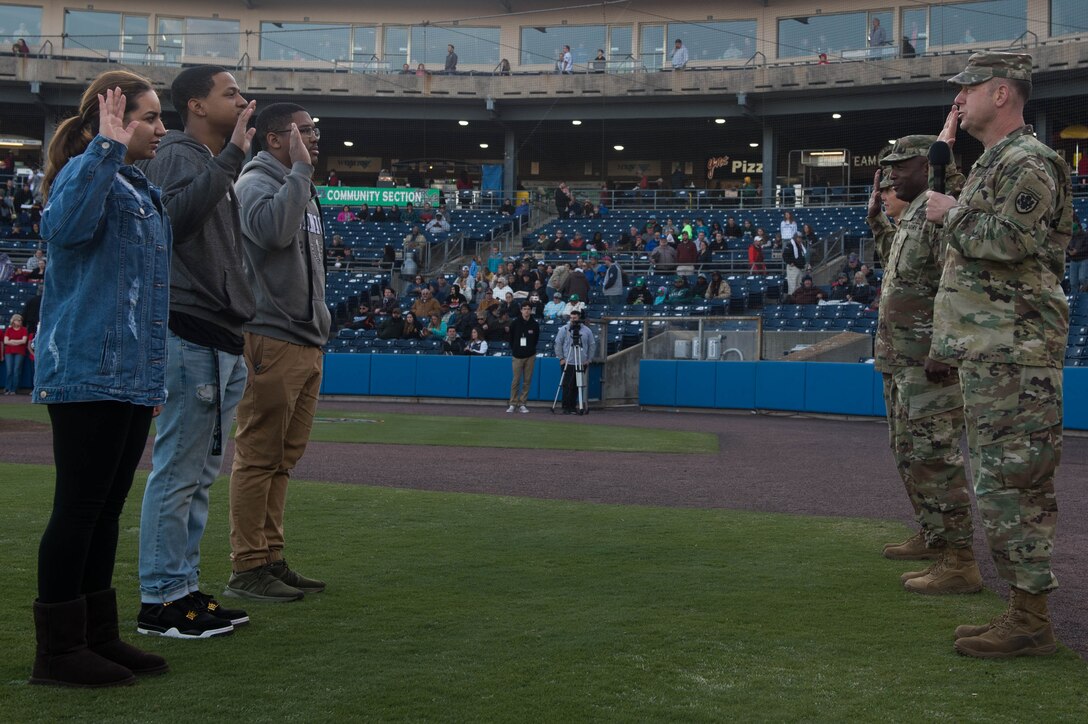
672;39;689;70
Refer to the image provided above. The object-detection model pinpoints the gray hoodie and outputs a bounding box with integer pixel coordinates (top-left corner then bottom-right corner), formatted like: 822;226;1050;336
235;151;330;347
137;130;255;334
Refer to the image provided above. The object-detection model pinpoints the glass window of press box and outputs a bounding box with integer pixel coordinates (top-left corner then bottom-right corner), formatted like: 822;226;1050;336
259;22;351;62
520;25;606;67
0;4;41;48
1051;0;1088;37
63;10;149;55
777;12;870;59
157;17;240;64
653;21;759;64
928;0;1026;47
408;26;499;67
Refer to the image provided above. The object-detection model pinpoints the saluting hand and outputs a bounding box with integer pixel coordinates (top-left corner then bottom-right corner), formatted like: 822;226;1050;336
287;123;311;166
97;87;138;147
867;168;883;218
230;100;257;154
938;104;960;150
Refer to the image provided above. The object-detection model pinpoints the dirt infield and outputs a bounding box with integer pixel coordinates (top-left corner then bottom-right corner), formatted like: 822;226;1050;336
3;396;1086;658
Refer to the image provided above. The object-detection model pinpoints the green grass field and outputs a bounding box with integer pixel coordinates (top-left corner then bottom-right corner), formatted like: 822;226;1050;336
2;459;1086;722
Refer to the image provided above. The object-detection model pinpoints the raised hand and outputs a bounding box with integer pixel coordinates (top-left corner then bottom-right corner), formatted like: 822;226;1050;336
230;100;257;153
98;87;138;147
938;104;960;149
867;168;883;218
287;123;311;166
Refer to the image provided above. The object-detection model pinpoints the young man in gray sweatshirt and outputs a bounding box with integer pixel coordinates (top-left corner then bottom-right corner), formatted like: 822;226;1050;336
226;103;331;601
136;66;256;638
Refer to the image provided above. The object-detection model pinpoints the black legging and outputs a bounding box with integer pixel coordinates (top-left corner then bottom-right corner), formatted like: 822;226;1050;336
38;401;153;603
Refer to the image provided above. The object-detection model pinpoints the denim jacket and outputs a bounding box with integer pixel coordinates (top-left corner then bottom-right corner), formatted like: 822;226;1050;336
34;135;171;405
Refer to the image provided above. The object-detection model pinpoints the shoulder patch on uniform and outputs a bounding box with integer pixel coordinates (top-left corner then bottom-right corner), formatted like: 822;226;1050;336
1015;190;1040;214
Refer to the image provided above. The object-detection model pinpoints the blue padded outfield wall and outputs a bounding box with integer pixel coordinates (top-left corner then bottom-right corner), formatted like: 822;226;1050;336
639;360;1088;431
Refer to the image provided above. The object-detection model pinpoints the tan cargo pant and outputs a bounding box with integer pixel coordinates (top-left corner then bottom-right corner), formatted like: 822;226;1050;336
228;333;323;573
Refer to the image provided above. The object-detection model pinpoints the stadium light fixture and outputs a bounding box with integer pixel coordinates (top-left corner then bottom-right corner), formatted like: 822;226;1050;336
749;142;759;148
572;120;582;125
832;113;842;119
480;143;489;149
613;145;624;151
312;117;320;123
714;118;726;124
458;120;469;126
343;141;354;147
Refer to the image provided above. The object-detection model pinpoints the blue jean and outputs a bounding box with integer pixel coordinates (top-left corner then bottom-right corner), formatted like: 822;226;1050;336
4;352;24;392
1069;258;1088;293
138;332;248;604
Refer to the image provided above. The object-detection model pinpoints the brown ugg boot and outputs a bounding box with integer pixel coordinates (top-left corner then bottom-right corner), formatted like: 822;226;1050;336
883;531;944;561
903;547;983;595
954;588;1057;658
30;598;136;687
85;589;168;676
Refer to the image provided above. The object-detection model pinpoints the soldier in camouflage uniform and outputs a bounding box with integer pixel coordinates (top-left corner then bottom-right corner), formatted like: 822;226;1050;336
926;52;1072;658
866;134;981;596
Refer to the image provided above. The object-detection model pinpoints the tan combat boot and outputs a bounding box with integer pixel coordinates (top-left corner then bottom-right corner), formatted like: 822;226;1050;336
902;547;982;595
883;531;944;561
954;588;1057;658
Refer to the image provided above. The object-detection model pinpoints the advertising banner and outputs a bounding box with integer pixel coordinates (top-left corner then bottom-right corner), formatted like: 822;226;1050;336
317;186;441;207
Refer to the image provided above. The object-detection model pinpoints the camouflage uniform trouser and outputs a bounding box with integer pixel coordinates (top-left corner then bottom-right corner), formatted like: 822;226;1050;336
882;366;972;548
959;361;1062;594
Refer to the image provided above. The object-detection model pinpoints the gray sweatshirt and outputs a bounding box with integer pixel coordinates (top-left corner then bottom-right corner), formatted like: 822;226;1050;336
235;151;331;347
137;131;255;334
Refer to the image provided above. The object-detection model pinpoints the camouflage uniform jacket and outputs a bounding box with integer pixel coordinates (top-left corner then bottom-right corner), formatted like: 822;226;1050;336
867;168;964;372
932;126;1071;367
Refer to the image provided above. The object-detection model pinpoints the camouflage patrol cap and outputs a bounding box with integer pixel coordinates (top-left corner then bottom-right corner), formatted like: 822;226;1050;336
880;135;938;164
878;170;894;190
948;52;1032;86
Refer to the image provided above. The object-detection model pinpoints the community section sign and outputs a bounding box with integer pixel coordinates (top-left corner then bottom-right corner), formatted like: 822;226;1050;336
317;186;441;208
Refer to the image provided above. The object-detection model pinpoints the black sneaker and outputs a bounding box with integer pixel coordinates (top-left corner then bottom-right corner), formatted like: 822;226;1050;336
136;595;234;639
268;560;326;593
191;590;250;626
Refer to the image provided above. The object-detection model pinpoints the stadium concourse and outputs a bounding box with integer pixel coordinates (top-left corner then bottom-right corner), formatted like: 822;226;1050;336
2;396;1087;659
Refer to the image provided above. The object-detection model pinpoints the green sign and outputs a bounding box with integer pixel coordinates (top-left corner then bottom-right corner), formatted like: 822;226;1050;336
317;186;440;208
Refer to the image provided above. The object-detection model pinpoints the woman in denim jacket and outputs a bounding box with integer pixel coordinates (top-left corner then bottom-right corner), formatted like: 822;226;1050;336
30;70;171;688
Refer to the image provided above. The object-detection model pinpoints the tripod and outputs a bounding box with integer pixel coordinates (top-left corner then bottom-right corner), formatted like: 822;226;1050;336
551;328;588;415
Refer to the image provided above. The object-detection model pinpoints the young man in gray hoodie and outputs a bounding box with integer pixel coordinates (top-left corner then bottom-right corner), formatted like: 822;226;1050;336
136;66;256;638
226;103;331;601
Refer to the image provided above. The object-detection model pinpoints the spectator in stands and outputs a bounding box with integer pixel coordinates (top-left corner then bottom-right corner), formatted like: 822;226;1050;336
326;234;352;264
789;274;825;304
801;222;818;244
23;248;45;273
724;217;743;238
859;263;878;287
401;311;422;339
555;182;573;217
650;237;677;272
419;203;434;223
829;272;852;301
675;232;698;275
387;206;402;223
477;288;500;315
671;39;689;70
411;286;442;320
445;45;458;73
402;202;418;224
415;64;427;77
561;265;590;302
492;275;514;300
442;326;465;355
426;313;447;339
425;212;450;233
3;312;28;394
692;274;709;298
562;293;585;319
403;224;427;264
653;286;669;305
498;58;512;75
514;197;530;228
32;70;171;687
841;252;863;281
848;271;875;306
525;290;545;319
600;255;624;310
371;206;387;223
432;276;451;303
405;273;427;298
27;257;46;282
544;292;565;320
748;236;766;274
326;171;341;186
507;303;539;413
378;287;398;314
667;276;694;303
498;198;515;216
336;205;355;222
12;38;29;56
496;291;517;319
400;63;412;74
705;271;731;301
347;303;376;330
592;49;607;72
356;203;371;221
447;283;468;310
466;327;488;355
780;211;798;245
378;304;404;339
782;232;808;294
558;46;573;74
625;277;652;305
